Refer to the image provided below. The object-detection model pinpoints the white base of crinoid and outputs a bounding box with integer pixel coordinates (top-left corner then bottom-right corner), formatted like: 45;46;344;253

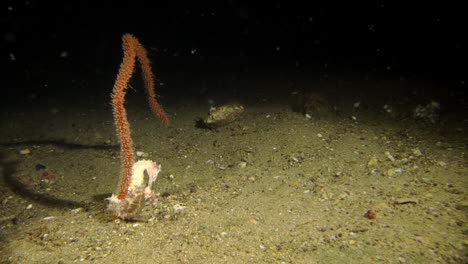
107;160;161;220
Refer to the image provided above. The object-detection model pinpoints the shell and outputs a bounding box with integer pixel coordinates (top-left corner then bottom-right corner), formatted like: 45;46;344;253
204;103;244;128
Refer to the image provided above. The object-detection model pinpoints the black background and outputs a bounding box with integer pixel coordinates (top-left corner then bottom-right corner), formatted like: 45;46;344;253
1;0;466;103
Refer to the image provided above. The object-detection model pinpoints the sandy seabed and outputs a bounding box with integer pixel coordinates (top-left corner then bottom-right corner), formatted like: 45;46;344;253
0;75;466;263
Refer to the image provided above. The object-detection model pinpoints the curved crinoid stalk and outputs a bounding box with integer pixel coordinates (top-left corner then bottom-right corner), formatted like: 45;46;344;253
108;33;168;220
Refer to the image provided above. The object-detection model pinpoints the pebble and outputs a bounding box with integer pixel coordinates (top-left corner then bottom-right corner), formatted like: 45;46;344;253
249;219;259;225
387;168;403;176
367;156;378;167
136;151;148;158
71;208;84;214
238;161;247;168
173;204;187;213
1;196;13;206
420;177;432;184
412;148;422;156
19;149;31;155
384;151;395;162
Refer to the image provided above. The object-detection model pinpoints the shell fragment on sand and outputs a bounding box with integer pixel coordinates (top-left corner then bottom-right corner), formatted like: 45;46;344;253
203;103;245;128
